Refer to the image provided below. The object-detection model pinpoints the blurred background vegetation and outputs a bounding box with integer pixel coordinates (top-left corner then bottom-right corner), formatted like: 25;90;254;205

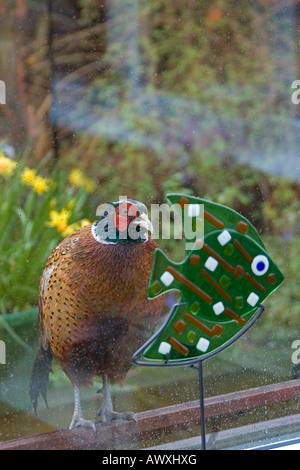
0;0;299;328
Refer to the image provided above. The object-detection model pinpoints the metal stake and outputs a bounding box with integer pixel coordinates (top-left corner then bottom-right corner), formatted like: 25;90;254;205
198;360;206;450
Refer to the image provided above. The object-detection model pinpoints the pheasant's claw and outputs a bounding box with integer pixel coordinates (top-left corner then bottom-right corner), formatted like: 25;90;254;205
97;375;138;424
69;415;97;432
114;411;137;423
69;385;97;432
96;407;137;424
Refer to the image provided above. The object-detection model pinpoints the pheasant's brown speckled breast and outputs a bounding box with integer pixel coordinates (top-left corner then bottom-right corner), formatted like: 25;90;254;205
38;225;164;387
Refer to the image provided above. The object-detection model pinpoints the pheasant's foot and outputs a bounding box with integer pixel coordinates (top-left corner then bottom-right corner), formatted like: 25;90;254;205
97;374;137;424
69;414;97;432
96;407;137;424
70;384;97;432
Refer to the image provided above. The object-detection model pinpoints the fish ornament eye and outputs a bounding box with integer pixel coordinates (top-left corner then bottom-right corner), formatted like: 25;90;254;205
251;255;269;276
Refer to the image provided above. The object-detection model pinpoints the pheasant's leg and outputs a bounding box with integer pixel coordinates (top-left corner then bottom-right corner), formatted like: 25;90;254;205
69;384;96;431
96;374;137;423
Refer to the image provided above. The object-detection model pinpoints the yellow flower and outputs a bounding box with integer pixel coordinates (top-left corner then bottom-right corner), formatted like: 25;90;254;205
62;222;81;237
85;180;96;194
0;154;17;176
80;218;92;227
33;175;51;195
69;169;85;187
66;199;76;210
62;218;94;237
21;167;36;186
46;209;71;233
61;218;92;237
21;167;51;194
69;169;96;194
84;178;96;194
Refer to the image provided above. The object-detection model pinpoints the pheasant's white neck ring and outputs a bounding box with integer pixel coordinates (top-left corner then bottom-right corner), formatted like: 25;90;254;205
91;224;117;244
91;223;149;245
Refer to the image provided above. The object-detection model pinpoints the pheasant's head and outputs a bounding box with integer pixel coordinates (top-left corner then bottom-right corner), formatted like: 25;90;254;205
92;199;153;245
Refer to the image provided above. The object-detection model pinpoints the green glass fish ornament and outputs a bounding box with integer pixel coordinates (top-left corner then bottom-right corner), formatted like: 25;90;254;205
133;194;284;366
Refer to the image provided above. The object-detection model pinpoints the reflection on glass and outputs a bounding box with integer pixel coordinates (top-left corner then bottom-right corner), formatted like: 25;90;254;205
0;0;299;450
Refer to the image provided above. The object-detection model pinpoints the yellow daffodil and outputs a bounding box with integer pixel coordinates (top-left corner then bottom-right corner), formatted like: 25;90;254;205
21;167;36;186
46;209;71;233
33;175;51;195
69;168;96;194
21;167;51;195
80;218;92;227
69;169;85;187
84;178;96;194
62;223;81;237
66;199;76;210
0;154;17;176
62;218;93;237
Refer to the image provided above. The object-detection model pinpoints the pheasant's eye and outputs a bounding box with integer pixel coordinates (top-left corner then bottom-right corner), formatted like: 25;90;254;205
251;255;269;276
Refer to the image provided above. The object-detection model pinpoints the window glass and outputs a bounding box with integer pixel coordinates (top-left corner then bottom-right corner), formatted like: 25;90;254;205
0;0;299;450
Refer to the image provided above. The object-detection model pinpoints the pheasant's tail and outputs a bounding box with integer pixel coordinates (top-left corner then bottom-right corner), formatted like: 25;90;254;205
29;346;53;414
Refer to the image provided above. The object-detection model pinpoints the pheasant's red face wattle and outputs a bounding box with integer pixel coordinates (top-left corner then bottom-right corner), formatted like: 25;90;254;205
113;203;139;232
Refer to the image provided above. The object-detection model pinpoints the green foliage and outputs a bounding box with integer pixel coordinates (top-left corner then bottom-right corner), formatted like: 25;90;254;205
259;237;300;328
0;153;94;314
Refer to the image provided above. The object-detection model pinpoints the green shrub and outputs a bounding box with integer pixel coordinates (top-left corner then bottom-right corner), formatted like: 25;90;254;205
0;152;95;313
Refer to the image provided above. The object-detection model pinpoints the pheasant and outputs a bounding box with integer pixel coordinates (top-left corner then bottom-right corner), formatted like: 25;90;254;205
30;198;165;430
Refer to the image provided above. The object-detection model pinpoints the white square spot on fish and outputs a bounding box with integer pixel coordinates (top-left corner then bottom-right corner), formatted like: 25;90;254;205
160;271;174;287
247;292;259;307
196;337;210;352
204;256;218;272
213;301;225;315
158;341;171;355
217;230;232;246
187;204;200;217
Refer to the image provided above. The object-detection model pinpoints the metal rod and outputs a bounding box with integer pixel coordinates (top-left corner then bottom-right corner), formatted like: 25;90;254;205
198;360;206;450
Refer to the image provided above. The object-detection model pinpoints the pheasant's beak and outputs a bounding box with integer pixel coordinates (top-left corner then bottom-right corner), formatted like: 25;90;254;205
132;213;154;234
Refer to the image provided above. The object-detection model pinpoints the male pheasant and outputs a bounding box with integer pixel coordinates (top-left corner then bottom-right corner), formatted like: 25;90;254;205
30;198;164;430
